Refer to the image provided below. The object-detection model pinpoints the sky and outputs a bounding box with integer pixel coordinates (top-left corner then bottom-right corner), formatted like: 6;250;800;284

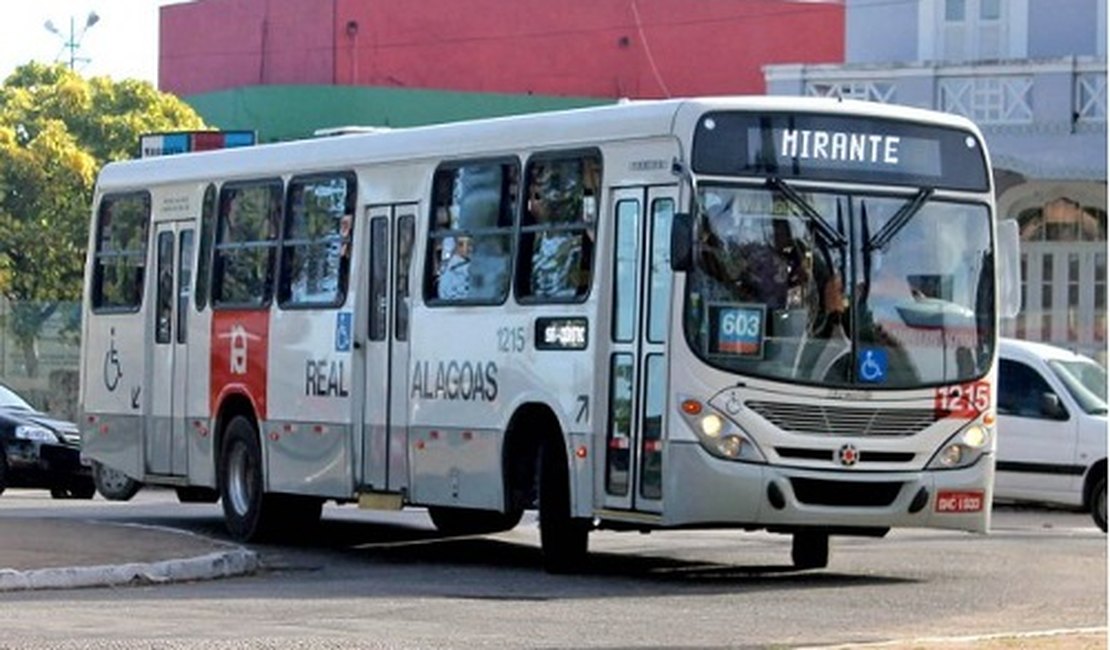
0;0;189;86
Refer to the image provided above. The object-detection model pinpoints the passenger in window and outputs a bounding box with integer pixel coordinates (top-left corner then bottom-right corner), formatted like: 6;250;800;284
437;236;472;300
527;163;594;299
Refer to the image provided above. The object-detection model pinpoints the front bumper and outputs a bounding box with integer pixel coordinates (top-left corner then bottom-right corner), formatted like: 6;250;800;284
4;440;91;488
661;441;992;533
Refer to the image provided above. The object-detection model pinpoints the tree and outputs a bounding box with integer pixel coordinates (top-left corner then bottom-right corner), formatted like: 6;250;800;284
0;62;206;377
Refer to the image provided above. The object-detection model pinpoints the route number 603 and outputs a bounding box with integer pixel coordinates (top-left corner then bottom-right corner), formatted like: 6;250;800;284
720;310;760;337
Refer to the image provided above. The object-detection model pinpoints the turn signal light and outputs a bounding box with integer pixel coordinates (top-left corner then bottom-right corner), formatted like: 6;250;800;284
681;399;703;416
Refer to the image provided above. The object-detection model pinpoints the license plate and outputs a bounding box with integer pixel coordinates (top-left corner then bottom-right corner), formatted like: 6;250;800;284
935;490;984;513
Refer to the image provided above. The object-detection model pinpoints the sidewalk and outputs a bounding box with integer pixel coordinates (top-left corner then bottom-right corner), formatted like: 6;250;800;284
0;518;257;591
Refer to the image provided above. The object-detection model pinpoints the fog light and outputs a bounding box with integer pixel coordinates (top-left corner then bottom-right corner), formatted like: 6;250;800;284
717;435;743;458
700;414;723;438
939;444;963;466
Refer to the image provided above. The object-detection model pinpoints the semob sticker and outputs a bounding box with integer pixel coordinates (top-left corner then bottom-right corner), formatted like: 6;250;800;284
709;303;765;357
935;490;984;513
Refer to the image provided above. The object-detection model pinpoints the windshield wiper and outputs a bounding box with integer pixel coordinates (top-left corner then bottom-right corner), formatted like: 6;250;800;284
766;177;846;249
866;188;935;252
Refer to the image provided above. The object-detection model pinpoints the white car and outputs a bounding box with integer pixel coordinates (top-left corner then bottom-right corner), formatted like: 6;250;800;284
994;338;1107;531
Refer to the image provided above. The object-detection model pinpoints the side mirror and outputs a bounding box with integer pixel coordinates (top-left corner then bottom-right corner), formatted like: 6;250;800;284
1040;392;1067;420
670;212;693;272
997;219;1021;319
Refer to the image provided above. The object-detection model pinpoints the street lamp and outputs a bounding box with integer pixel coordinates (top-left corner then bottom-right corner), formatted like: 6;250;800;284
44;11;99;71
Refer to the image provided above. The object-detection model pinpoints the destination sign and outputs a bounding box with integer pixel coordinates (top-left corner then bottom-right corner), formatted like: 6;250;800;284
691;112;989;191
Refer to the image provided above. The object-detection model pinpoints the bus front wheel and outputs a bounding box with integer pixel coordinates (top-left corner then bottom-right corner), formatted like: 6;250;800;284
539;437;590;573
791;531;829;570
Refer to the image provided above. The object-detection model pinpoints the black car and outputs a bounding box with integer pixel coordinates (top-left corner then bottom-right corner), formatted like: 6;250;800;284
0;384;94;499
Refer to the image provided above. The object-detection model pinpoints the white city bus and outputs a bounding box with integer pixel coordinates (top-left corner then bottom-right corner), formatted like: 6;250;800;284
80;97;1012;572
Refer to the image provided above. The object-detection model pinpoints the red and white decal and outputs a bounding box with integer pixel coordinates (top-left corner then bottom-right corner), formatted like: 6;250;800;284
934;380;990;418
935;490;984;513
211;310;270;419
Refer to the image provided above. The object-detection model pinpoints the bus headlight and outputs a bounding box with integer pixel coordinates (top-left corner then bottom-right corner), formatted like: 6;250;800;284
927;420;993;470
680;398;766;463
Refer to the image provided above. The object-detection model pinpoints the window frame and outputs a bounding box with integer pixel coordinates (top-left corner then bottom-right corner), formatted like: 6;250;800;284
91;190;152;314
194;183;218;311
514;149;603;305
423;156;521;307
211;178;284;311
277;171;358;310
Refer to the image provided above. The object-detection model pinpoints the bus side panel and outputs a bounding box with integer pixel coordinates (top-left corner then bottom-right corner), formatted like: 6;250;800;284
80;313;148;480
185;304;215;488
406;311;509;510
265;307;355;498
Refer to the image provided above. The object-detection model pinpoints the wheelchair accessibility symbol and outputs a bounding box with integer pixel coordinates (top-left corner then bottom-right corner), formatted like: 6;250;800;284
857;348;888;383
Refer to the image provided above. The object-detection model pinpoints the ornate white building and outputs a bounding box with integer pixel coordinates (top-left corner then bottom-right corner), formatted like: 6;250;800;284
766;0;1107;363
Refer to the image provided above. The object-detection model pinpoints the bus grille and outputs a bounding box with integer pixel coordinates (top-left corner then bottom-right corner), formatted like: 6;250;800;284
790;478;904;507
746;402;937;437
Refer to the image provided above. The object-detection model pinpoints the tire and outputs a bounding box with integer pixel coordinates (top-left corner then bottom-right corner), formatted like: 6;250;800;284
93;462;142;501
69;478;96;500
538;436;590;574
176;486;220;504
428;506;524;535
0;453;7;497
792;531;829;570
50;486;69;499
220;416;306;542
1091;475;1107;533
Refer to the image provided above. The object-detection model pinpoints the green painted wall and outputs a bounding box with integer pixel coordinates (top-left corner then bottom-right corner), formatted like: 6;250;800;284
184;85;612;142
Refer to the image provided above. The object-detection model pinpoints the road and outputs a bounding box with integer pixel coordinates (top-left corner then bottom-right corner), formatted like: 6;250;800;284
0;489;1104;649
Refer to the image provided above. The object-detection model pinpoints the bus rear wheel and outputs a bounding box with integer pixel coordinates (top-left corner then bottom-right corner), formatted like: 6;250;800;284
92;462;141;501
539;437;590;574
791;531;829;570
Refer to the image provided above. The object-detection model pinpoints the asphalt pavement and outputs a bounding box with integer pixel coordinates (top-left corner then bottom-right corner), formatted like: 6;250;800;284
0;517;257;591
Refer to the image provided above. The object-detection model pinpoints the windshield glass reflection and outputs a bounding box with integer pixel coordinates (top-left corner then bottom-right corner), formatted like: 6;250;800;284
683;185;994;389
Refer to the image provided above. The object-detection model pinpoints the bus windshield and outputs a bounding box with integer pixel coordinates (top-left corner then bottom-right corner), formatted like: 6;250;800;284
683;184;994;389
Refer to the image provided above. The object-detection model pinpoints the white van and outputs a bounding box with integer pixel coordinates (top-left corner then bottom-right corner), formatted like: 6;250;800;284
995;338;1107;531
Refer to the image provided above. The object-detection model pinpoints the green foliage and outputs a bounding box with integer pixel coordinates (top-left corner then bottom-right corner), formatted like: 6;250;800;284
0;62;205;375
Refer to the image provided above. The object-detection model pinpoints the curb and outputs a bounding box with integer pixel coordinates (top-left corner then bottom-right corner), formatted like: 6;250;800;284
0;547;259;592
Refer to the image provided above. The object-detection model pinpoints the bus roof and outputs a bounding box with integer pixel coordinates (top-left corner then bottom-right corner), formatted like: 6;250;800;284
95;96;983;192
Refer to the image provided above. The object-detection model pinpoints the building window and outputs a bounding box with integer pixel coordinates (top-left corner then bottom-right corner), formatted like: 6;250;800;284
516;153;601;302
425;160;518;305
930;0;1022;62
92;192;150;311
279;173;356;308
1018;198;1107;242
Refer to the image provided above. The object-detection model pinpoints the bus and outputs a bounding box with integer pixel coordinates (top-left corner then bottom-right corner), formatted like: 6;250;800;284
79;97;1017;572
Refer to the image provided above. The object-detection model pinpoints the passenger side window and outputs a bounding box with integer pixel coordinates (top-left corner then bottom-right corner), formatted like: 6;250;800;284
212;180;283;308
999;359;1068;420
194;184;217;310
517;153;600;302
424;161;518;305
279;173;356;308
92;192;151;312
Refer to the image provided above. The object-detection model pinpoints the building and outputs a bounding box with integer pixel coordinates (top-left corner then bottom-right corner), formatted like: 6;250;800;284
158;0;845;139
765;0;1108;362
160;0;844;98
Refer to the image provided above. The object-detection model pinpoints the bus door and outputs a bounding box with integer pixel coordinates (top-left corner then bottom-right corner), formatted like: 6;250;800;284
360;205;417;493
603;186;678;513
147;221;194;476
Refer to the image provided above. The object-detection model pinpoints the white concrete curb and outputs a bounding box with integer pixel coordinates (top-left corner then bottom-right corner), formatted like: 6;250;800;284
0;548;259;592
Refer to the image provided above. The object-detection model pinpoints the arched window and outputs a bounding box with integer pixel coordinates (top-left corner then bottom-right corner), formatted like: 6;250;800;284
1017;197;1107;242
